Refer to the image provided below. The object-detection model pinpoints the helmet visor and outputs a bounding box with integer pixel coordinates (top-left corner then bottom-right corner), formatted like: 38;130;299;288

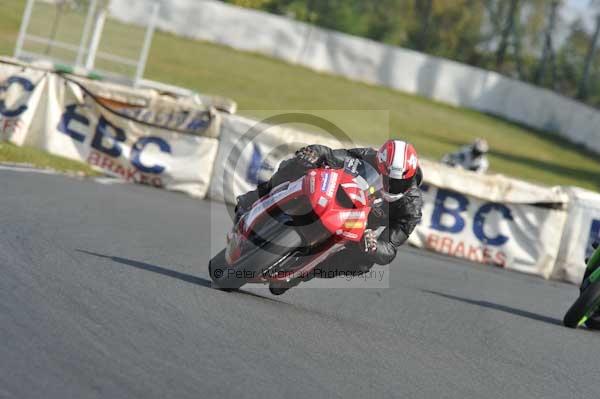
383;176;412;194
381;176;411;202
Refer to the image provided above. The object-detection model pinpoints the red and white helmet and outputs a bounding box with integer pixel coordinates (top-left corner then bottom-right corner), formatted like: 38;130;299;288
376;140;419;201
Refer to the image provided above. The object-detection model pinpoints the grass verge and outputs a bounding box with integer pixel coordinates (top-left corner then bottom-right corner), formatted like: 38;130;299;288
0;142;98;176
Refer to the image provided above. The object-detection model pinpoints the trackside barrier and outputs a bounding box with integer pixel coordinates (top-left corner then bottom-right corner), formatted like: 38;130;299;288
409;172;567;279
554;188;600;284
0;59;221;198
110;0;600;155
210;114;598;284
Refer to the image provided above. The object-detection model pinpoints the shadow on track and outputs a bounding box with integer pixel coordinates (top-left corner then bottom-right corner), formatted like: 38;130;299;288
76;249;376;323
78;249;214;287
423;290;562;326
76;249;280;302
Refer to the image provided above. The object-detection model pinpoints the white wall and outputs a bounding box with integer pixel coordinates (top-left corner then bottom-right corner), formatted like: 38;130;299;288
109;0;600;154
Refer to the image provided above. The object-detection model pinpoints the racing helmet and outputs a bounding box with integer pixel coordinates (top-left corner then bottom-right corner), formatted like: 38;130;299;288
375;140;419;202
472;138;489;155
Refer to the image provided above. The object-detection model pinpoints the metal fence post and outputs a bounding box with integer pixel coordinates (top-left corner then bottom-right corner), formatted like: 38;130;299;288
14;0;36;59
85;5;107;70
76;0;98;67
134;2;160;87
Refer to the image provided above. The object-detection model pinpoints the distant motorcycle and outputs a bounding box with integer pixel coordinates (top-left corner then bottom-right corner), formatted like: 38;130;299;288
563;242;600;329
209;158;384;295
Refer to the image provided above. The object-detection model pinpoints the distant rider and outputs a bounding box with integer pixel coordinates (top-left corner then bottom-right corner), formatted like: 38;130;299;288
235;140;424;290
441;138;489;174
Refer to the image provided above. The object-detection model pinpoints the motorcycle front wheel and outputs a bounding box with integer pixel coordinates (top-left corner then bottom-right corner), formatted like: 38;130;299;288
208;227;303;290
563;280;600;328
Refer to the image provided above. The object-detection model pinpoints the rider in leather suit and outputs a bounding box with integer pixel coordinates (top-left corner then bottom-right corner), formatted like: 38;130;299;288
235;140;424;282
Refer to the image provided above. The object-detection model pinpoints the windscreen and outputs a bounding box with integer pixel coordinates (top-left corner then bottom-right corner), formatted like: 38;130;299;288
343;158;383;194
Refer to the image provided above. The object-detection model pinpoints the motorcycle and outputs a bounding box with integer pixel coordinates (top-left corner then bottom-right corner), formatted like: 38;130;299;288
208;158;384;295
563;242;600;329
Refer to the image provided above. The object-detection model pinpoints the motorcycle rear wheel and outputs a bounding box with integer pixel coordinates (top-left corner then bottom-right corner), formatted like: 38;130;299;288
563;280;600;328
208;227;303;290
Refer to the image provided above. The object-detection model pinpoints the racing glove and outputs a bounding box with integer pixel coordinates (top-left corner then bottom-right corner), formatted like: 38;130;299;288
361;229;378;254
295;147;320;168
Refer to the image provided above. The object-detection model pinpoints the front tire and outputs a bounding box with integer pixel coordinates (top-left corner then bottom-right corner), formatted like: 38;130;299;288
209;249;246;290
208;227;303;290
563;280;600;328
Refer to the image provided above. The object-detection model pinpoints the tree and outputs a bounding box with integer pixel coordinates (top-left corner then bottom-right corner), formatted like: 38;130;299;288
495;0;520;68
362;0;412;45
532;0;561;88
404;0;485;62
555;19;586;97
411;0;434;51
578;1;600;100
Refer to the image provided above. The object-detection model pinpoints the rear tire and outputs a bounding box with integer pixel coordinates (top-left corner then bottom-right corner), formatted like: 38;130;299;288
209;227;303;290
563;280;600;328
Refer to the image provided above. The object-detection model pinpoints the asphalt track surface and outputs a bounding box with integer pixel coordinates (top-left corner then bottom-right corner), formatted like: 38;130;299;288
1;169;598;399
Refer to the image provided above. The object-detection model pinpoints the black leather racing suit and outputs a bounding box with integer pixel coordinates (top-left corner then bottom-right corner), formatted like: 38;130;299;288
237;144;424;277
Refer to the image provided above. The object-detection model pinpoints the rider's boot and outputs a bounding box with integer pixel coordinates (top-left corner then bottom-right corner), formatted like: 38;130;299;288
268;272;315;296
268;281;295;296
233;178;277;222
235;158;310;224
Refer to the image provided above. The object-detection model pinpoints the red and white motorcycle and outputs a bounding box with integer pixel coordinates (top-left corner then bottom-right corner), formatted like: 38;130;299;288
209;158;384;295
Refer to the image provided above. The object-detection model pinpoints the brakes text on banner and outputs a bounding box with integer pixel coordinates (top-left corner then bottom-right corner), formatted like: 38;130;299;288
55;80;219;197
0;63;219;198
408;184;567;278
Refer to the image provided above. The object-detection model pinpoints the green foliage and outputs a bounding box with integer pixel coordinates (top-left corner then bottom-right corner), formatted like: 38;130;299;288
557;19;589;96
0;142;98;175
226;0;272;7
407;0;486;63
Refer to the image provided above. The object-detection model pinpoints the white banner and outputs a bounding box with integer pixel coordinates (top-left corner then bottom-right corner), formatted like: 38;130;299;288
554;188;600;284
0;63;219;198
209;114;348;204
0;63;46;143
408;183;568;278
419;159;567;205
